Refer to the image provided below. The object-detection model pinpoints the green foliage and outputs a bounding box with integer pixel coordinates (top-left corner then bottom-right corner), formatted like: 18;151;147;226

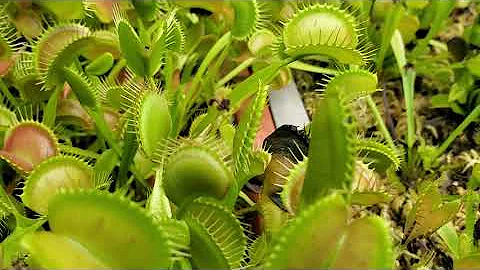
32;24;94;89
115;19;147;77
355;138;403;172
155;137;234;206
85;52;115;76
21;155;94;214
303;94;354;206
63;67;99;110
36;1;85;20
179;198;246;268
265;193;394;268
405;184;461;243
0;1;472;269
231;0;266;40
324;69;379;102
0;121;59;173
232;82;268;183
282;3;370;64
22;190;175;268
134;91;171;158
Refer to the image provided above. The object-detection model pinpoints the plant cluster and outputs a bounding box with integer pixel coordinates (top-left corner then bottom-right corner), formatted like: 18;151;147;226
0;0;476;269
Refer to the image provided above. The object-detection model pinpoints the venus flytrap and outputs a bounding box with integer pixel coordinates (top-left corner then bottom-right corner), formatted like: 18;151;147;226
0;121;59;174
259;136;306;236
251;67;401;261
177;197;247;269
403;183;461;244
20;155;95;215
4;2;44;40
19;190;180;269
255;84;397;267
437;189;480;268
62;66;121;156
153;136;234;207
264;193;394;269
11;52;50;102
0;3;24;78
84;52;115;76
124;83;171;159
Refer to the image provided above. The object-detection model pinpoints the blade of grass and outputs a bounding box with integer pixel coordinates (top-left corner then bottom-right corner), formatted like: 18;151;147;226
363;2;404;154
375;2;403;71
391;30;416;170
433;104;480;160
366;96;396;151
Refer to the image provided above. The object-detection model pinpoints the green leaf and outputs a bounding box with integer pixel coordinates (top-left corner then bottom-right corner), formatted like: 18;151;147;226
63;67;98;109
351;191;392;206
232;82;268;180
469;164;480;189
303;94;354;206
375;3;403;70
280;159;307;214
464;189;479;249
412;0;456;57
248;234;269;267
94;149;118;176
147;166;171;221
227;60;286;111
149;35;166;76
46;190;174;268
22;156;94;215
117;21;146;77
467;55;480;77
355;138;403;172
179;198;246;269
449;70;473;104
282;4;368;65
85;52;114;76
266;193;394;269
391;30;407;74
33;24;93;89
333;216;394;269
156;138;234;206
437;222;460;259
391;29;416;153
405;185;461;243
265;193;348;268
149;11;185;76
430;94;450;108
132;0;159;21
20;232;105;268
135;91;171;158
231;0;264;40
325;69;379;102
